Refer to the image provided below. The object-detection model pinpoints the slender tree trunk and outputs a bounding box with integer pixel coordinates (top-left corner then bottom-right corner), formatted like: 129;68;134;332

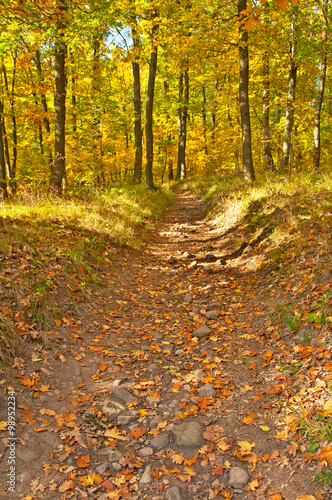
49;0;67;195
262;52;274;171
0;101;7;196
2;112;11;179
238;0;255;181
176;65;189;180
280;20;297;173
2;55;18;187
132;25;142;184
202;85;208;155
32;89;44;155
313;26;327;172
145;25;158;189
35;49;53;168
92;36;105;189
280;60;297;172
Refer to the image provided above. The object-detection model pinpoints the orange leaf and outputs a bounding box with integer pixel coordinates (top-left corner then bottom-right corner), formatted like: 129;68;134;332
55;319;62;327
172;454;184;464
212;464;224;476
21;410;36;425
130;427;146;439
76;454;91;468
98;362;108;372
58;479;76;492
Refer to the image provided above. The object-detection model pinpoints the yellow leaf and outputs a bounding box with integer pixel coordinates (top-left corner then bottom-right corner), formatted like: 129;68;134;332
0;421;7;431
237;440;255;452
260;425;270;431
104;427;127;441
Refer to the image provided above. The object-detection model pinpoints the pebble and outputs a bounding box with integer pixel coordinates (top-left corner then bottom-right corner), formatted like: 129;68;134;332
146;397;160;405
150;433;169;451
112;462;122;472
138;446;154;457
168;256;177;264
149;415;162;428
117;414;136;426
206;310;219;320
95;462;110;475
193;325;211;338
189;261;197;269
194;369;204;381
139;465;152;485
184;294;193;303
108;387;141;405
172;420;205;448
165;486;183;499
228;466;250;489
198;383;216;397
208;301;222;310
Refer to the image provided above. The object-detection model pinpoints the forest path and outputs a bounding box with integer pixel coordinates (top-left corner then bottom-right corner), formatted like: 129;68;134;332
1;192;327;500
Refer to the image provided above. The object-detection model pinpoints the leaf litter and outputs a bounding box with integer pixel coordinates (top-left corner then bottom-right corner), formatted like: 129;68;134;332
0;192;332;499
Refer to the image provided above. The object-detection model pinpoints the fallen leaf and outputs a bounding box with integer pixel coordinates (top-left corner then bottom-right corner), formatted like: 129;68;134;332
77;454;91;468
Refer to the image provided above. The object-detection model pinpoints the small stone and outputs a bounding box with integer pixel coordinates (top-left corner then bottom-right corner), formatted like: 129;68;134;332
215;258;226;266
138;446;154;457
193;326;211;338
206;310;219;320
165;486;183;500
117;414;136;426
198;383;216;398
108;450;123;462
184;294;193;303
139;465;152;485
74;366;82;376
207;301;222;310
194;369;204;381
95;462;110;475
175;348;184;355
189;261;198;269
149;415;162;428
205;253;216;260
150;433;169;451
172;420;205;448
146;397;160;406
183;251;194;259
183;384;191;391
228;466;250;489
243;245;253;254
112;462;122;472
108;387;141;405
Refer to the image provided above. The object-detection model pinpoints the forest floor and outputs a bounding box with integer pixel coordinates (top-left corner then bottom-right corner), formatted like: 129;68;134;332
1;189;332;500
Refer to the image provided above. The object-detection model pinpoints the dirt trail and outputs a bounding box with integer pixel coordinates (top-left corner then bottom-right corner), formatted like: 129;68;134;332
0;193;330;500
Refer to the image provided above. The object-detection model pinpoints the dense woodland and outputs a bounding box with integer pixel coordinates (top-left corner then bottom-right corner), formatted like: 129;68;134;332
0;0;329;195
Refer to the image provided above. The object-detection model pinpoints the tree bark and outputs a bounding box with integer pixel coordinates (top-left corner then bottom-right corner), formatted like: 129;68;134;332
49;0;67;195
145;25;158;189
2;54;18;187
35;49;53;168
176;65;189;180
280;20;297;172
0;101;7;196
92;36;105;189
262;52;274;171
238;0;255;181
132;23;142;184
313;5;327;174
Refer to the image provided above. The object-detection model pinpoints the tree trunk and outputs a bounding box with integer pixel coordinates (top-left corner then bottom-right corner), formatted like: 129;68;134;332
313;22;327;173
0;101;7;196
176;66;189;180
49;0;67;195
280;60;297;172
280;19;297;173
202;85;208;155
92;36;105;189
2;55;18;187
145;26;158;189
262;52;274;171
132;25;142;184
35;49;53;168
238;0;255;181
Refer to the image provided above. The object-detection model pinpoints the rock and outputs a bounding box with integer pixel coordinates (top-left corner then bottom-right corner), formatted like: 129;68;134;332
139;465;152;485
74;366;82;376
189;261;198;269
207;301;222;310
150;433;169;451
182;251;194;259
184;294;193;303
168;256;177;264
193;326;210;338
198;383;216;398
95;462;110;475
194;369;204;382
166;486;183;500
172;420;206;448
117;413;136;426
205;253;216;260
203;266;214;275
228;467;250;489
149;415;162;428
138;446;154;457
107;387;141;405
112;462;122;472
146;397;160;406
206;310;219;320
102;396;126;420
108;449;123;462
